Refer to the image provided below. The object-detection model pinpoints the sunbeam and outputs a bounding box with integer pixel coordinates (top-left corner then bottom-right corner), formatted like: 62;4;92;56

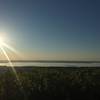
0;46;19;81
2;42;20;56
0;36;23;88
0;45;27;99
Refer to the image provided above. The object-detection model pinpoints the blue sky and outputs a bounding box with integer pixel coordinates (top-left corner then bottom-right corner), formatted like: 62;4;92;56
0;0;100;60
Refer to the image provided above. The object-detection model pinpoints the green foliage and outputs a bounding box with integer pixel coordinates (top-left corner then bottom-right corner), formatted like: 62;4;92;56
0;67;100;100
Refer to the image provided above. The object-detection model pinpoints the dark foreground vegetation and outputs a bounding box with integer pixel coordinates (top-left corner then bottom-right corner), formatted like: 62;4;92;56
0;67;100;100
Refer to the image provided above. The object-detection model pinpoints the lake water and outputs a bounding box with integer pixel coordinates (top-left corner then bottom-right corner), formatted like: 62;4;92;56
0;62;100;67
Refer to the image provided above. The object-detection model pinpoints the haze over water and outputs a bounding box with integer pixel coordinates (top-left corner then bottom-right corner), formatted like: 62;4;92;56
0;62;99;67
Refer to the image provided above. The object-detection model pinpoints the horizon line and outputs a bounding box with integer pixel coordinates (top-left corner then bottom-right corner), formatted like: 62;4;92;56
0;60;100;63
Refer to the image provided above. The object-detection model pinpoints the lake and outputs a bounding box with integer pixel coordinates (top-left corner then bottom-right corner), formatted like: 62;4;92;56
0;62;100;67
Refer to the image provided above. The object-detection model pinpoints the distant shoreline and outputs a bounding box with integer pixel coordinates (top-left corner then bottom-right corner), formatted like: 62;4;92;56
0;66;100;68
0;60;100;63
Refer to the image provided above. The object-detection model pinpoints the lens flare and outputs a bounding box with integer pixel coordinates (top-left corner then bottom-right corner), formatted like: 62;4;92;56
0;46;19;80
0;37;5;47
0;36;20;81
2;42;20;55
0;36;22;82
0;35;27;99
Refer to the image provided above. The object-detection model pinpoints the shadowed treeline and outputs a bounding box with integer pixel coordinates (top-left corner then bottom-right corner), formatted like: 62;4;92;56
0;67;100;100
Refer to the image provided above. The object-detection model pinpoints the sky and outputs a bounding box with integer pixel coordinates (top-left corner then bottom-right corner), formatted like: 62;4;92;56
0;0;100;61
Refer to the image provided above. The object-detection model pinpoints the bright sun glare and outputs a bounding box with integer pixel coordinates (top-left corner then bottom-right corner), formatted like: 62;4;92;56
0;35;21;85
0;37;4;46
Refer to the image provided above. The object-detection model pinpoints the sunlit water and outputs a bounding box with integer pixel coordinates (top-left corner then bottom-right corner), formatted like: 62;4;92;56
0;62;100;67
